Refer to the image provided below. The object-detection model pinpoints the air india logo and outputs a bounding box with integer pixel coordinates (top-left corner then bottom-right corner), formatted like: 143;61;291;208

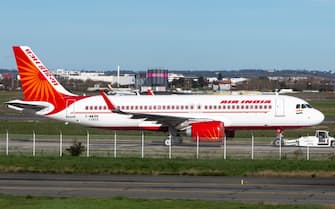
15;47;62;104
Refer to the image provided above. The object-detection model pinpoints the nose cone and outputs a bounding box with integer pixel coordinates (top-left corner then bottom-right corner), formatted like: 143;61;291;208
314;110;325;125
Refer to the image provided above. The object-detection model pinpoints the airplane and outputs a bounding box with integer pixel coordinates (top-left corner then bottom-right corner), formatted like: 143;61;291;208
147;88;154;96
6;46;325;146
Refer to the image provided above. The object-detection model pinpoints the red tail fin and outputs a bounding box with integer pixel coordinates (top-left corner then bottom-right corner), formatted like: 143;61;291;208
147;88;155;96
12;46;78;114
13;46;76;101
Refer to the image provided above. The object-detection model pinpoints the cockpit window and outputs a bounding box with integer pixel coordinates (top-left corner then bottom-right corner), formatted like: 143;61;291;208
296;104;313;109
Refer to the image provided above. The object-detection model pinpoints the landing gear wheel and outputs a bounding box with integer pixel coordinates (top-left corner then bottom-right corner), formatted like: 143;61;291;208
273;138;282;147
164;139;171;146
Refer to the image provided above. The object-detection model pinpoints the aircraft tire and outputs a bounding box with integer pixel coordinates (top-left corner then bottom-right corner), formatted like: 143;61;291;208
272;138;283;147
164;139;171;146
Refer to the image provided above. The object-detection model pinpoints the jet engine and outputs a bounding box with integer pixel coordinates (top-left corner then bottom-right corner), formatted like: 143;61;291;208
186;121;224;142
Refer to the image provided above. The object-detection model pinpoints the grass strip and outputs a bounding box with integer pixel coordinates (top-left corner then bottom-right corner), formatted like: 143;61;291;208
0;156;335;177
0;194;322;209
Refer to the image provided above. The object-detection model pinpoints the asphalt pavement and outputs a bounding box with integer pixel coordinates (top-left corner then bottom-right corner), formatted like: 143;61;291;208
0;173;334;205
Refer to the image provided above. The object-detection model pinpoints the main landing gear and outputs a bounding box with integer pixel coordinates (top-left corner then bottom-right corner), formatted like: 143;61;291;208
164;135;183;146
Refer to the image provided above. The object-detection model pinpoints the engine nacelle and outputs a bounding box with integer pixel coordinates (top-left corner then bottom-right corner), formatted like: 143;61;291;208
186;121;224;142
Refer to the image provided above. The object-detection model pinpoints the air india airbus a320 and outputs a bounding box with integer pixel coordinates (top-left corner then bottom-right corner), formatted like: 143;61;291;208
7;46;324;145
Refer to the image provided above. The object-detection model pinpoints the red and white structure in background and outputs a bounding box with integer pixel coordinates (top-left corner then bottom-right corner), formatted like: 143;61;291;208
7;46;325;146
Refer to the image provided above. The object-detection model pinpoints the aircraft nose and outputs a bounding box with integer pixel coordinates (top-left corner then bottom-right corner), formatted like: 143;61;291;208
315;110;325;125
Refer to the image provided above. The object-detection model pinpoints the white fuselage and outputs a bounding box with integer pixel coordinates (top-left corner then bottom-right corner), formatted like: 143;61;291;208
47;94;324;131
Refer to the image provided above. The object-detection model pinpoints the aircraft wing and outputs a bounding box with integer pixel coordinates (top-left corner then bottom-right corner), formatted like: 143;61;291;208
113;109;198;130
100;90;211;132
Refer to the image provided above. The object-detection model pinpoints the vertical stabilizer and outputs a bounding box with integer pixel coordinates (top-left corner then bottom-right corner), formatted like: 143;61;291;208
12;46;79;114
13;46;76;102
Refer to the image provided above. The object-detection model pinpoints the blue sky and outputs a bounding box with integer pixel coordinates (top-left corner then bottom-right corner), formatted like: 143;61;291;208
1;0;335;71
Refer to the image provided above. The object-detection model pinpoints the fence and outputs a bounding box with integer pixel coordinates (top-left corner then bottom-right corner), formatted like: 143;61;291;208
1;130;335;160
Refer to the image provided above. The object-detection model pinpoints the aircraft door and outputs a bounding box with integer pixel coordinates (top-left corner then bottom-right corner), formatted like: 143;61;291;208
275;98;285;117
66;99;76;118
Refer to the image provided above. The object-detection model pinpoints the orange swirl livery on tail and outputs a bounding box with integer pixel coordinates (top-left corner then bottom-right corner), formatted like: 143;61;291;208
12;46;82;115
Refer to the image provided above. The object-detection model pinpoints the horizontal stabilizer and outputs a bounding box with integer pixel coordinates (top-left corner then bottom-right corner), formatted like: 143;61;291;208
6;100;51;113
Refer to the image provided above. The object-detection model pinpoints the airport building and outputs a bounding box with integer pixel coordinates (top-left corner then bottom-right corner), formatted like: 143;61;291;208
141;68;169;92
53;69;135;86
146;69;168;87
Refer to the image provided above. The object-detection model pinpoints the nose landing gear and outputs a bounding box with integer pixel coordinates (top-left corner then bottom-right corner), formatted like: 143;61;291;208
272;128;284;146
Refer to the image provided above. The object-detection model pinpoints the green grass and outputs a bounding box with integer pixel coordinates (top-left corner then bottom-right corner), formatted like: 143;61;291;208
310;99;335;118
0;156;335;177
0;195;322;209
